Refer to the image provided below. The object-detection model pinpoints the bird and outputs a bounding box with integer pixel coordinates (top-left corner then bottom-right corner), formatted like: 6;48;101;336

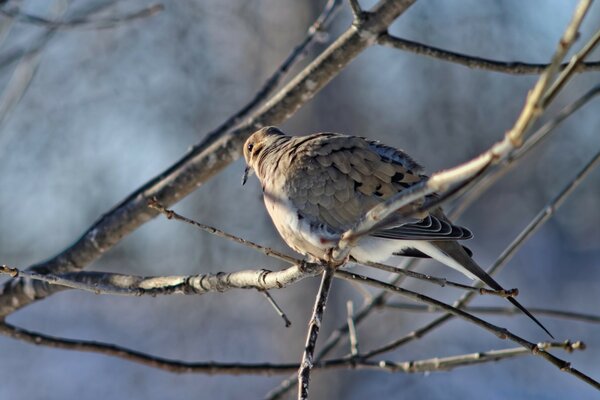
242;126;552;337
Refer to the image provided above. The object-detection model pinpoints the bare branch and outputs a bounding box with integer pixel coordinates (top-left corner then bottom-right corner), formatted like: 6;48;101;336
371;341;586;373
383;303;600;324
378;34;600;74
362;151;600;359
0;4;164;29
261;290;292;328
362;261;518;297
335;270;600;390
148;199;300;265
348;0;363;22
346;301;359;357
0;0;418;318
0;263;322;296
0;321;585;376
332;0;596;261
298;267;335;400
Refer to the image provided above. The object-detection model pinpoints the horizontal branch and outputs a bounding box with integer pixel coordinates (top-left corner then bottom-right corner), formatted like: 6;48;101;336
378;34;600;74
0;263;322;296
0;321;584;375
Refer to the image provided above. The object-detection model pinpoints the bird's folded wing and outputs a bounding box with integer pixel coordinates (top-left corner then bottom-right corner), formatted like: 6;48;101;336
371;215;473;241
286;134;427;232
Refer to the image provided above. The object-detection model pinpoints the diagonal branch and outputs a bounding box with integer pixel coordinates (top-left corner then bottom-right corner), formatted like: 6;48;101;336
335;270;600;390
0;0;417;319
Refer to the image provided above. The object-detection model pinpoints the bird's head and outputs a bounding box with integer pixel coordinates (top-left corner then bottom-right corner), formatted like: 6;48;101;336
242;126;285;185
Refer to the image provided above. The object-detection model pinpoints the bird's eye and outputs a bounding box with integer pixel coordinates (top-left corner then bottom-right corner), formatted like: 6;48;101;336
247;143;254;153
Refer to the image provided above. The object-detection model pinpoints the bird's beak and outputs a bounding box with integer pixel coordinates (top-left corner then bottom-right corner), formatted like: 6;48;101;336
242;166;254;185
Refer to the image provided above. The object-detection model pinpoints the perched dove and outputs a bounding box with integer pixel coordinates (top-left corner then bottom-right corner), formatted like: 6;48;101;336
243;126;551;337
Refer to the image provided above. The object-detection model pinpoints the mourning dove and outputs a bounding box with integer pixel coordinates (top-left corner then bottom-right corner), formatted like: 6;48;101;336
243;126;551;337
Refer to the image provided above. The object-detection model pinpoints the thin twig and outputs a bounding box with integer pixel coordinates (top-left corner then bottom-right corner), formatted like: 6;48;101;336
265;258;419;400
382;303;600;324
261;290;292;328
362;261;518;297
348;0;363;22
0;4;164;29
346;301;359;357
363;151;599;359
371;341;586;373
335;271;600;390
298;267;335;400
148;199;300;265
0;321;585;375
377;34;600;74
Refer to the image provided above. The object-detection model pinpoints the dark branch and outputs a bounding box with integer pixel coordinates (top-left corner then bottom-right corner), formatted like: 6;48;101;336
378;34;600;74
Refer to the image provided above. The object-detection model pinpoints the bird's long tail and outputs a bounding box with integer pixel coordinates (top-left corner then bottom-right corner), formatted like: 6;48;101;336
415;241;553;338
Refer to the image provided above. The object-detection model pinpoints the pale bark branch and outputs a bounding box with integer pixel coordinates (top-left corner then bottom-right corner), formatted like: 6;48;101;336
0;263;322;296
378;34;600;74
0;0;417;318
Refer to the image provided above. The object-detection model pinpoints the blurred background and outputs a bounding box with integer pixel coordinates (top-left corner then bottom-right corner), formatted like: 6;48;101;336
0;0;598;398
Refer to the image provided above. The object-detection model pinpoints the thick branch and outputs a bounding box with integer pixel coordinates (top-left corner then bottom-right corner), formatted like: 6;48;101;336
0;0;417;318
0;264;322;296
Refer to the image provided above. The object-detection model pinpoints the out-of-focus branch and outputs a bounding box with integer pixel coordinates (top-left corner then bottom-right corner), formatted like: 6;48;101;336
0;263;322;296
383;303;600;324
335;270;600;390
0;3;164;29
298;267;335;400
0;0;417;318
0;321;584;375
377;34;600;74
